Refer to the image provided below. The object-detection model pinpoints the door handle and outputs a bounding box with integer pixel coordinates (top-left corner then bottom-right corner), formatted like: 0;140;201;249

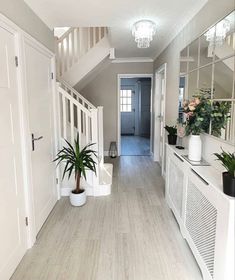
174;152;184;162
32;133;43;151
191;169;209;186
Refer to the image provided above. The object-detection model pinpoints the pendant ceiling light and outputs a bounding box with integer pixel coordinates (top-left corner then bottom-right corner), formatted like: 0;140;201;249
132;20;156;48
205;19;230;47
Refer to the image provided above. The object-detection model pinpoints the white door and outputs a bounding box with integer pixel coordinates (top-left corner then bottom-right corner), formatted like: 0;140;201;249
0;27;27;280
24;41;57;234
154;68;166;175
120;87;135;135
159;78;165;168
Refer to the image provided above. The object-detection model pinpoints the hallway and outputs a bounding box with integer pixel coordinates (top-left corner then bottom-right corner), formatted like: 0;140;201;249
121;136;150;156
11;156;202;280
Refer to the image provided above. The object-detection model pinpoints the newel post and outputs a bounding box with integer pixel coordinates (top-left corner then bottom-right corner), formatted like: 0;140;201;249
91;108;99;187
97;106;104;165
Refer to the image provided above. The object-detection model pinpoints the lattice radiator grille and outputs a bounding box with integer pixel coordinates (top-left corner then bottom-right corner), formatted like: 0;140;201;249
186;181;217;279
169;160;184;217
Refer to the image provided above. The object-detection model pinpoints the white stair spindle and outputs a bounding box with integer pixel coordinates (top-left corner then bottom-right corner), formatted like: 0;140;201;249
97;106;104;165
65;36;69;71
93;27;96;47
77;107;82;145
62;94;67;139
85;113;89;144
70;28;75;65
87;28;91;50
70;100;74;144
61;40;65;75
91;108;99;185
98;27;102;41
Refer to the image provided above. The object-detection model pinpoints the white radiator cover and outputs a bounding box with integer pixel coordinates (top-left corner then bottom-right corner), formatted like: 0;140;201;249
165;144;235;280
186;181;217;279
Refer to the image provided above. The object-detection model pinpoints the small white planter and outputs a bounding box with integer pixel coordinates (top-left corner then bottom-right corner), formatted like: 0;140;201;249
69;190;86;206
188;134;202;162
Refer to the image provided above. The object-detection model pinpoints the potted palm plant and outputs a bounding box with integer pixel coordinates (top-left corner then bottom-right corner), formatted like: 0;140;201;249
164;125;177;145
214;149;235;197
54;134;97;206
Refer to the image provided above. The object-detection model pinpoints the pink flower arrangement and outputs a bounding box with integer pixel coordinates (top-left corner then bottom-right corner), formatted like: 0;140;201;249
183;93;211;135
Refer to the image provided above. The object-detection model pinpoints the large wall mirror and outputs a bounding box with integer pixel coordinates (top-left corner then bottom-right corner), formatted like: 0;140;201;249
179;10;235;144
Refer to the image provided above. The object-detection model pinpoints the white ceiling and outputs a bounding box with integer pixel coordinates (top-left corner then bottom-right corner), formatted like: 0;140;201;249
24;0;208;58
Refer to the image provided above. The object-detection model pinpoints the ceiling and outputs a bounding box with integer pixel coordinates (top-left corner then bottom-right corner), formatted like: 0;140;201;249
24;0;208;58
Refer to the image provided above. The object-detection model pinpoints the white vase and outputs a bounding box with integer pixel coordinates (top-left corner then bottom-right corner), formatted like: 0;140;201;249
188;135;202;162
69;189;86;206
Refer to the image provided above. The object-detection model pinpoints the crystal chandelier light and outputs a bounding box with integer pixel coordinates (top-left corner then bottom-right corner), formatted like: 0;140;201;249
205;19;230;47
132;20;156;48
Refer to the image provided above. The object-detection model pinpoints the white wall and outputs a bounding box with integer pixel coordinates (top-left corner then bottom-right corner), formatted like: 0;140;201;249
78;62;153;151
153;0;235;169
0;0;54;51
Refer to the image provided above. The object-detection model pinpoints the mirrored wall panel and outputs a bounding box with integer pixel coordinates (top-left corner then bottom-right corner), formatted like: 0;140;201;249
198;64;213;94
189;39;199;71
178;10;235;144
188;70;198;99
213;57;234;99
199;31;214;66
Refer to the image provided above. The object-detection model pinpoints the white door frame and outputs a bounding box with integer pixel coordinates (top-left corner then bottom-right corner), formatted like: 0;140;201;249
0;13;59;249
153;63;167;176
117;74;153;156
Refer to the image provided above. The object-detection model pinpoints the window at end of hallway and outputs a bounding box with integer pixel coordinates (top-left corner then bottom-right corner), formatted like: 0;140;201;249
120;90;132;112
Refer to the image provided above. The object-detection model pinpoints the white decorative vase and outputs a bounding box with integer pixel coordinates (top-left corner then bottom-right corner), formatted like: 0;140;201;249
188;135;202;162
69;190;86;206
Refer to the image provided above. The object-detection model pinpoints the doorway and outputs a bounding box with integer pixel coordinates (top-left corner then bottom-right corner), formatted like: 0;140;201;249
118;76;152;156
23;39;58;235
0;23;28;280
153;63;167;176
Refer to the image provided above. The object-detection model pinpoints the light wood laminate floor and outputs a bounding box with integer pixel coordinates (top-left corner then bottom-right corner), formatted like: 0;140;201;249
11;156;202;280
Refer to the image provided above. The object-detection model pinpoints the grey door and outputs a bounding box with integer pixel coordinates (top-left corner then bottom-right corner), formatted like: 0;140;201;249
120;86;135;135
139;80;151;136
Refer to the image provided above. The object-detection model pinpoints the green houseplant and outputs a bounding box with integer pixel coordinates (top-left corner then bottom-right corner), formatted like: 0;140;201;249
54;134;97;206
164;125;177;145
214;149;235;197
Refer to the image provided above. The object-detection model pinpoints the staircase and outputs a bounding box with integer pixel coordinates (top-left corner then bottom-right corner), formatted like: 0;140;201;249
56;27;114;87
55;26;114;196
57;80;113;196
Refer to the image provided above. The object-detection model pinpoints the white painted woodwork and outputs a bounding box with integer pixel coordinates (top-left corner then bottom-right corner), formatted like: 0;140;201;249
24;40;57;234
56;27;111;86
57;81;111;196
0;26;27;280
165;144;235;280
153;64;166;176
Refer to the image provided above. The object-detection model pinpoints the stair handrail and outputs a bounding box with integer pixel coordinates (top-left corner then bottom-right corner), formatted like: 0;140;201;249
56;27;75;43
57;78;96;111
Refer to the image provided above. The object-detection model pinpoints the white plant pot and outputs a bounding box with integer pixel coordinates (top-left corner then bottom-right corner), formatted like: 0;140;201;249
69;190;86;206
188;134;202;162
